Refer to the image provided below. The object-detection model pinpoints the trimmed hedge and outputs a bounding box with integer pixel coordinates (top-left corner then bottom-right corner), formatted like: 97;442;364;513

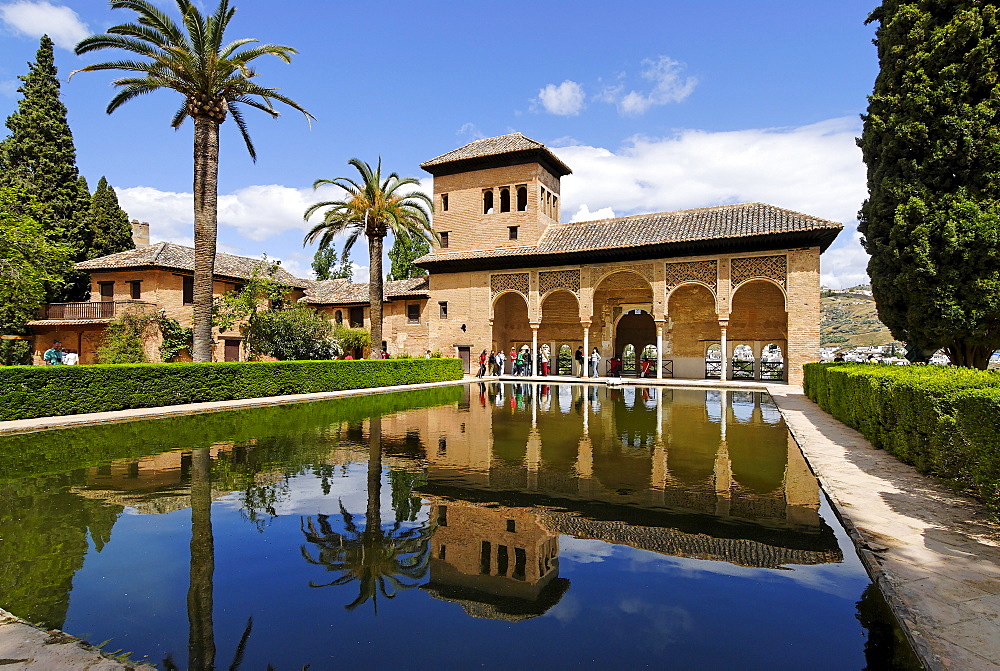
804;363;1000;512
0;358;464;421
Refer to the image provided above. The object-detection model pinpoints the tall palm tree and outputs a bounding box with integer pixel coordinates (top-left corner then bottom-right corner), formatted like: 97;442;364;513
72;0;313;362
304;159;436;356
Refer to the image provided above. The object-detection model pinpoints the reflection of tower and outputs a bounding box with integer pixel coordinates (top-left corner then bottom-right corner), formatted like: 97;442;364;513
421;498;568;621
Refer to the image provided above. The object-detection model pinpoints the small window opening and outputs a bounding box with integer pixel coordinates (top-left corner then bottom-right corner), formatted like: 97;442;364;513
407;304;420;323
440;231;449;248
516;186;527;211
335;310;343;325
442;193;449;211
182;276;194;305
553;195;559;221
508;226;518;240
128;280;141;300
439;301;448;319
349;306;364;327
483;190;494;214
499;187;510;212
506;519;516;533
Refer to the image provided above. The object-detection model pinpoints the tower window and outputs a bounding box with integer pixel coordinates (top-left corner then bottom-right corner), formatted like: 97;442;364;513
441;193;449;211
508;226;518;240
516;186;527;211
407;304;420;323
439;301;448;319
440;231;449;248
483;189;494;214
499;187;510;213
128;280;141;299
182;275;194;305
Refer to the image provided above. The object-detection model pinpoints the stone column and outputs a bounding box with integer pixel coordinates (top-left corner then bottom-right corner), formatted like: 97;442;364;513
655;320;665;379
714;437;732;517
582;322;591;378
719;320;729;382
530;323;539;377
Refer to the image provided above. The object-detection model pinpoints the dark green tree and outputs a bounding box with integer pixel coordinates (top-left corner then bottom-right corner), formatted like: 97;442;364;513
858;1;1000;368
0;36;90;301
387;231;429;281
89;176;134;259
312;245;353;280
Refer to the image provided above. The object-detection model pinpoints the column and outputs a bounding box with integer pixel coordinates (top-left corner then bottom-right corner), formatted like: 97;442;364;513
530;323;539;377
655;320;665;379
576;435;593;496
582;323;591;378
714;437;732;517
719;320;729;382
526;427;541;491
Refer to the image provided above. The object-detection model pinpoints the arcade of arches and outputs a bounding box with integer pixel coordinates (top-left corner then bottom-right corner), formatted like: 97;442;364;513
483;255;802;383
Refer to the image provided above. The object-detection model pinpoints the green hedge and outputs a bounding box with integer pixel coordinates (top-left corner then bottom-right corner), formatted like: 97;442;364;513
0;358;464;421
804;363;1000;511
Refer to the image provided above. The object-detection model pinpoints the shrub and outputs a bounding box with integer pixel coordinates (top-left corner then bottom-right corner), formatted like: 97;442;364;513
248;305;336;360
96;311;152;363
0;358;464;421
804;363;1000;513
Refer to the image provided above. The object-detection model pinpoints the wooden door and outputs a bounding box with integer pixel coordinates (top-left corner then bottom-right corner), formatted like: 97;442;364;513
458;346;471;374
224;339;240;362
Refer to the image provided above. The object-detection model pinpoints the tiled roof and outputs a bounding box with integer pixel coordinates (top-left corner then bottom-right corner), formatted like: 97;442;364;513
420;132;572;176
415;202;843;267
301;276;429;305
75;242;306;287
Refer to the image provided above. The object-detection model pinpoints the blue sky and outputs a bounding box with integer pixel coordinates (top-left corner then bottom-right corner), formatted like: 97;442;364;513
0;0;879;286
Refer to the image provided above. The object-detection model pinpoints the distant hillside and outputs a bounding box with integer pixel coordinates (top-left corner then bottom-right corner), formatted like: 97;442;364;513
820;289;899;349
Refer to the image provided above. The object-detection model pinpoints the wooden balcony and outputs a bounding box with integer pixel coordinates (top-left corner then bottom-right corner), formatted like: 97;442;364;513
42;301;158;321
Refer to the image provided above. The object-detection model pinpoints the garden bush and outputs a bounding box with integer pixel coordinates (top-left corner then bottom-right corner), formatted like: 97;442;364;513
0;358;463;421
803;362;1000;512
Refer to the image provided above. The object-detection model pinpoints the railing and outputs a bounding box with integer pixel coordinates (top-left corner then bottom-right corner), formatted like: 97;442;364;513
43;301;157;320
705;360;722;379
732;360;755;379
759;360;785;381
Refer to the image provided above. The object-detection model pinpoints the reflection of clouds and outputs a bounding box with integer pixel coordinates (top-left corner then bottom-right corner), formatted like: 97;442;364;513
546;593;581;623
617;598;694;649
560;535;615;564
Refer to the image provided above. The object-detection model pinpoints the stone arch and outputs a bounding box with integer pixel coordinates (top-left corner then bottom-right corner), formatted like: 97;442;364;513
492;291;530;355
591;270;654;363
666;283;720;379
539;290;583;371
666;281;718;312
731;277;786;308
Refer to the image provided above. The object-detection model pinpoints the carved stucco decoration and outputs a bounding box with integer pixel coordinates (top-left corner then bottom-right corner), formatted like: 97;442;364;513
539;269;581;296
591;264;654;287
490;272;529;297
731;255;787;289
664;260;718;294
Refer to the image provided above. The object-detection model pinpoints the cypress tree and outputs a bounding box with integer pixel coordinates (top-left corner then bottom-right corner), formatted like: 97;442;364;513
0;35;90;301
88;176;134;259
858;1;1000;369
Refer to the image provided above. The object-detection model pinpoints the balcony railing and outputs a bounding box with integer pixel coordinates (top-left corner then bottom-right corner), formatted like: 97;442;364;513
43;301;158;320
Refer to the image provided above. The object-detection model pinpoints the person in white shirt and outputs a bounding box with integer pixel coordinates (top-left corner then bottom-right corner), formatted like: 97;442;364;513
590;348;602;377
63;348;79;365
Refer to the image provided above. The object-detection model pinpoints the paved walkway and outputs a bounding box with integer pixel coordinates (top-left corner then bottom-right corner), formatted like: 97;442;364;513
769;386;1000;671
0;608;152;670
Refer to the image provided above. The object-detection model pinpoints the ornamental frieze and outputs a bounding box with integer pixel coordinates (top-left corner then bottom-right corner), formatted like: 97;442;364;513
664;260;718;293
731;255;787;288
490;272;529;297
539;269;581;296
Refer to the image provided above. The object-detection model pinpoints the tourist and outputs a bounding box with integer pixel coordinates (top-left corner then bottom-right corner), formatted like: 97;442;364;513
575;346;585;377
380;348;389;359
540;344;550;376
514;348;524;376
495;350;504;376
477;349;488;378
63;348;79;365
523;347;533;376
43;341;63;365
509;347;517;374
425;350;432;359
590;347;602;377
833;352;845;362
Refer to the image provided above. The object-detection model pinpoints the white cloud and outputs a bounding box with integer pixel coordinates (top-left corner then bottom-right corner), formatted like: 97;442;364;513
551;117;869;288
603;56;696;116
569;203;616;223
0;1;89;50
534;80;586;116
457;122;484;140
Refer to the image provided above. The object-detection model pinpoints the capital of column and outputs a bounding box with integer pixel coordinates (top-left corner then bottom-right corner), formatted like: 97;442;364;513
718;319;730;329
529;322;541;331
580;320;592;328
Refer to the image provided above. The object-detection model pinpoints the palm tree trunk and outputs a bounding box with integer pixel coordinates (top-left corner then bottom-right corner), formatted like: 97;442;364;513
368;233;384;358
192;116;220;363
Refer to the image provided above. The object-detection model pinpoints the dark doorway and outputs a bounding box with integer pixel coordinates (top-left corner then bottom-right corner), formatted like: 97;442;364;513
615;311;655;376
457;346;471;374
224;339;240;362
99;281;114;301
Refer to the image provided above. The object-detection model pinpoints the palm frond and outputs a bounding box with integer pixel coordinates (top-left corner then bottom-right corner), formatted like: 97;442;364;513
227;101;257;161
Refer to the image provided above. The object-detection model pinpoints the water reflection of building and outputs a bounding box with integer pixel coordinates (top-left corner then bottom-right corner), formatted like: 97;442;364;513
420;497;568;621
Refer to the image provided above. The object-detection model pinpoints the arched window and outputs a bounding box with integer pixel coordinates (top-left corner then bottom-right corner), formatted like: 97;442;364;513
706;343;723;379
760;343;785;381
558;344;573;375
499;187;510;212
622;343;636;372
334;310;343;325
516;186;527;211
732;344;755;379
483;190;494;214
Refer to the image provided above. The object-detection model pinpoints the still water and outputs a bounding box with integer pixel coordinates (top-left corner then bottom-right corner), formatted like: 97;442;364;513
0;383;916;669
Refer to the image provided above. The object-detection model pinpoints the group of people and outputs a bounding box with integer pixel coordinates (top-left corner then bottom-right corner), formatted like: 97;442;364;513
43;340;79;365
474;344;605;377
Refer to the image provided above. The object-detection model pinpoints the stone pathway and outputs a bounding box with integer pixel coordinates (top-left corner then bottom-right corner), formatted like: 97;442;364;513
769;386;1000;671
0;608;153;670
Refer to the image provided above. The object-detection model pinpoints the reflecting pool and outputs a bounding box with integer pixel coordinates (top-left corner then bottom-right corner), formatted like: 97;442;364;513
0;383;917;669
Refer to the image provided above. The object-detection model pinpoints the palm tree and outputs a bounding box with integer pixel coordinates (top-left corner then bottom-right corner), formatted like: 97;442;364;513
304;159;436;356
72;0;313;362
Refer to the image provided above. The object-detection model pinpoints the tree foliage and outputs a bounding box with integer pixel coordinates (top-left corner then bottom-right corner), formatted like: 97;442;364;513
387;230;429;281
73;0;313;362
89;176;134;259
0;36;90;301
304;159;436;356
858;1;1000;368
0;186;72;335
312;245;353;281
96;311;153;363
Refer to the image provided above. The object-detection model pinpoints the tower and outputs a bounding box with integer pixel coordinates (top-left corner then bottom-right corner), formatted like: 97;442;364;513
419;133;572;253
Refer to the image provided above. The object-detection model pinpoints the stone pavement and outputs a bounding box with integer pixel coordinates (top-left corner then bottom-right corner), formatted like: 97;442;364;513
769;386;1000;671
0;608;153;669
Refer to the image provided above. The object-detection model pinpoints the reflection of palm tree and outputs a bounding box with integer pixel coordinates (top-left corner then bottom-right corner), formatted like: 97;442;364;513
300;417;434;611
187;448;215;670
